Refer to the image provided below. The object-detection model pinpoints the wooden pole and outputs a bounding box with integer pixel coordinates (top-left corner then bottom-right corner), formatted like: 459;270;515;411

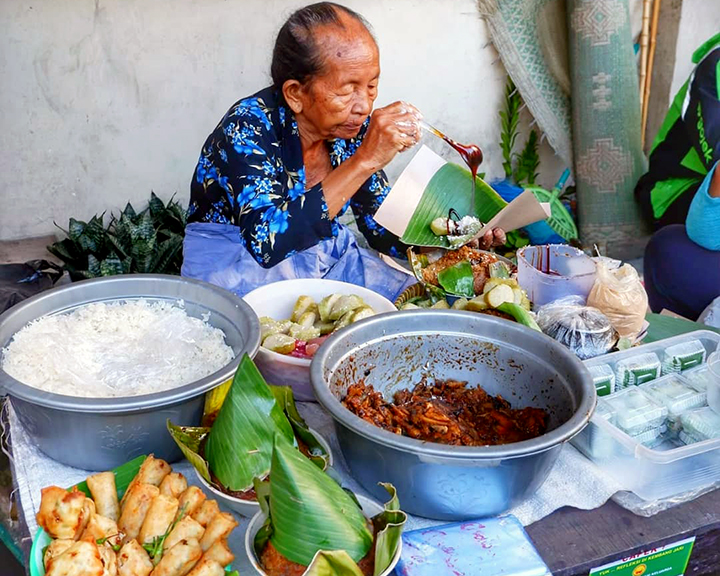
639;0;652;112
642;0;662;146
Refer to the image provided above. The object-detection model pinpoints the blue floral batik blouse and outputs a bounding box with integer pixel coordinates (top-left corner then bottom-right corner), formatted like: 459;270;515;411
188;87;406;268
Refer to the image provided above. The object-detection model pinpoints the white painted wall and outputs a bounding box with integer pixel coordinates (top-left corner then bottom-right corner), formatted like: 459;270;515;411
668;0;720;100
0;0;567;241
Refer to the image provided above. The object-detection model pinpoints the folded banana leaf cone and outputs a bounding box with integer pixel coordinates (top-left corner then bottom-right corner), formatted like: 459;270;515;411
251;437;406;576
400;163;507;248
404;248;540;331
167;354;330;498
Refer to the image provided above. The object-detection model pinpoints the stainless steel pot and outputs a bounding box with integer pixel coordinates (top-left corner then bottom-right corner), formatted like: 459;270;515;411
311;310;596;521
0;274;260;470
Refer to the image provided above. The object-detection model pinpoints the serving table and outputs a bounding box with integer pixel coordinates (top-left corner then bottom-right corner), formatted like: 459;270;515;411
1;314;719;575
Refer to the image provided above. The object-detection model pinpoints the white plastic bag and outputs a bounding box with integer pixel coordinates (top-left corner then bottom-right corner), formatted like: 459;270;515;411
587;262;648;341
699;296;720;329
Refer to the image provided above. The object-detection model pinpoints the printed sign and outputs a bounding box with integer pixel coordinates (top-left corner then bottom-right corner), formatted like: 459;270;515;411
589;537;695;576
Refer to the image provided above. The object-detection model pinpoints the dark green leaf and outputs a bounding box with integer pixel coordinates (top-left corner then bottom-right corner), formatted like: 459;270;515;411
152;235;183;274
100;257;124;276
148;191;166;218
87;254;102;277
204;355;296;491
437;261;475;298
68;218;86;242
166;422;212;483
122;203;137;220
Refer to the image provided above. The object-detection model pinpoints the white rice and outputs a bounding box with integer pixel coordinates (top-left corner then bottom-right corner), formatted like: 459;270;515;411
1;299;235;398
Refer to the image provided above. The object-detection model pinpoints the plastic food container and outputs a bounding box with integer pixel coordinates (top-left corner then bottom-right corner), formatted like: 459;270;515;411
242;279;397;401
604;387;667;437
640;375;707;417
708;352;720;415
680;406;720;442
573;330;720;501
516;245;597;308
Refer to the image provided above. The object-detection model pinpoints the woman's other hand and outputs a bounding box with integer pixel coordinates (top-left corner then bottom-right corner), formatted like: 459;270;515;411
356;101;422;172
470;228;506;250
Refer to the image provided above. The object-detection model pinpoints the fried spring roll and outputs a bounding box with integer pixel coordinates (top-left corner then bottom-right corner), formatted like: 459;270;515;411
117;539;153;576
98;543;118;576
37;486;89;540
138;494;179;545
118;483;159;542
199;513;238;552
159;473;188;499
151;538;202;576
81;514;121;548
191;500;220;528
186;558;225;576
87;472;120;522
163;516;205;553
43;539;74;572
176;486;206;520
46;540;104;576
201;539;234;566
121;455;171;505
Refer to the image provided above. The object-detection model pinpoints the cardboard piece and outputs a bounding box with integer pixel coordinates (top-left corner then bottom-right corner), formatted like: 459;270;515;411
471;189;551;242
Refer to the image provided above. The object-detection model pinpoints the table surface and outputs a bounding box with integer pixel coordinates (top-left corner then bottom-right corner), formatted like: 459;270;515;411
2;308;720;574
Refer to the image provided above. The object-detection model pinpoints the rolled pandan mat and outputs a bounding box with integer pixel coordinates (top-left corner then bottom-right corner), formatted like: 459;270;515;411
567;0;650;259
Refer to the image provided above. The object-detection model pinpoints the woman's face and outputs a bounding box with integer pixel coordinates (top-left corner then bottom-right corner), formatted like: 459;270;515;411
291;18;380;141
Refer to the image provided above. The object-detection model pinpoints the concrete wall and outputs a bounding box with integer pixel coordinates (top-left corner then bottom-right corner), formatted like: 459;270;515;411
668;0;720;98
0;0;567;241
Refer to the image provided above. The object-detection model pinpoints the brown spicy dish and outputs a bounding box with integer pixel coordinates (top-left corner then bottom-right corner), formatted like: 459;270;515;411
260;529;376;576
420;245;499;295
342;378;548;446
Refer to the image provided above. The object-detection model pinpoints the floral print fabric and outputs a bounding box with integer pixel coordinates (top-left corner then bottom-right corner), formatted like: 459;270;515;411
188;87;405;267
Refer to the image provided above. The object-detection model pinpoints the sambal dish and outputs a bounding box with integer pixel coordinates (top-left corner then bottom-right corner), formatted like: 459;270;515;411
342;378;549;446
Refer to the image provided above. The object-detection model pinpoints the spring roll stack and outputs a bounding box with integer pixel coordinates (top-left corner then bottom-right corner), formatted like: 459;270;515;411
36;455;239;576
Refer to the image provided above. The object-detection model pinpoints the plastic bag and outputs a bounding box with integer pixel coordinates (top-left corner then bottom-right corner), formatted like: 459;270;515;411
0;260;63;314
698;296;720;329
587;262;648;341
536;296;619;360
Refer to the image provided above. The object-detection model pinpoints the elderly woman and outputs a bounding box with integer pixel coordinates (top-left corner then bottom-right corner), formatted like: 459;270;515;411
182;2;503;299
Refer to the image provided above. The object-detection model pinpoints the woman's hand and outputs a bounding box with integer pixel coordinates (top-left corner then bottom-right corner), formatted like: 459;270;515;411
469;228;506;250
355;101;422;172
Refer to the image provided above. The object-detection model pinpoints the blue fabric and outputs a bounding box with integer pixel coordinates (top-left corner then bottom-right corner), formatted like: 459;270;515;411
686;161;720;250
181;222;415;301
187;86;405;268
644;224;720;319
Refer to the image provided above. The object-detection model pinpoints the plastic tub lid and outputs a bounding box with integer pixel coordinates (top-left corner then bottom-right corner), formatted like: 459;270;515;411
605;387;668;436
640;375;707;416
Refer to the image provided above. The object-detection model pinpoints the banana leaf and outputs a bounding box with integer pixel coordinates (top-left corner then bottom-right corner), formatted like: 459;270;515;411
400;163;506;248
167;355;329;492
70;455;146;499
437;261;474;298
253;439;406;575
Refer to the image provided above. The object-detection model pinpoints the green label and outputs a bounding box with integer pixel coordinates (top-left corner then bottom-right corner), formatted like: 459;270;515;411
589;537;695;576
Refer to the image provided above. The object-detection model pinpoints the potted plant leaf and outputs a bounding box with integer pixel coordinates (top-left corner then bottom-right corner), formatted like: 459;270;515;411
167;355;331;516
247;437;406;576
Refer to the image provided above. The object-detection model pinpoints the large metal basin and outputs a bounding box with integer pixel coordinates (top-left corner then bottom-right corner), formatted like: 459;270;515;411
0;274;260;470
311;310;596;520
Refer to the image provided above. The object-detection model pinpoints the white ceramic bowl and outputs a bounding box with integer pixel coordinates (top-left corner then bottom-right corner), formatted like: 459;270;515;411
243;279;397;401
244;494;402;576
194;427;334;517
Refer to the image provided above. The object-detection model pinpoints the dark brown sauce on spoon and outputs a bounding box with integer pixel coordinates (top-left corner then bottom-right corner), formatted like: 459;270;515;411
424;123;483;215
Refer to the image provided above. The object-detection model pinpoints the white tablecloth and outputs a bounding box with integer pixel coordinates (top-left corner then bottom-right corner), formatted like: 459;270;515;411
7;400;621;572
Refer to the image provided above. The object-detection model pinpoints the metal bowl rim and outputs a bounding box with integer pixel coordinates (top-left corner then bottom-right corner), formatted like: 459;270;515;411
310;309;596;459
0;274;261;413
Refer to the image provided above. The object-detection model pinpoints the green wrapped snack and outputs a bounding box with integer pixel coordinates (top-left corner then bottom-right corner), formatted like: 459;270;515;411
588;364;615;397
615;353;662;388
661;340;707;374
605;387;668;436
680;406;720;441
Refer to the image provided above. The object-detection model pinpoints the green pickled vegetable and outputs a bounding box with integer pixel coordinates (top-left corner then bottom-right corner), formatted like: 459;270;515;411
497;302;541;331
451;298;469;310
318;294;342;322
288;323;321;341
431;300;450;309
297;311;317;328
430;217;450;236
291;296;317;323
351;306;376;322
263;333;297;354
328;295;365;321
